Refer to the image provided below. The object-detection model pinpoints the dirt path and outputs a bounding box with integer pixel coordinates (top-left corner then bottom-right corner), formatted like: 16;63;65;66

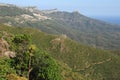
75;58;111;71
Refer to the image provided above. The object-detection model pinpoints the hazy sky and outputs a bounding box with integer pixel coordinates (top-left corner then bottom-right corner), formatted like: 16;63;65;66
0;0;120;17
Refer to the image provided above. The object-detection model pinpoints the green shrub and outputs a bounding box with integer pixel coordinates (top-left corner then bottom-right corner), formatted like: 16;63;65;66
30;50;62;80
0;58;15;80
8;34;61;80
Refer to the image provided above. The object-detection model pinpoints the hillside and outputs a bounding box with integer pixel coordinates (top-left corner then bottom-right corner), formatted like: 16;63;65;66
0;4;120;50
46;11;120;49
0;24;120;80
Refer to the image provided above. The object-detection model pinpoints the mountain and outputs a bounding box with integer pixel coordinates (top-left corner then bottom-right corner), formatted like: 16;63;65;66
0;24;120;80
0;4;120;50
45;11;120;50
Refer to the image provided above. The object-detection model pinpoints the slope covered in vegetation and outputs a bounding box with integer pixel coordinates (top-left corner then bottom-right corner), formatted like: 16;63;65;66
0;24;120;80
0;31;62;80
0;4;120;50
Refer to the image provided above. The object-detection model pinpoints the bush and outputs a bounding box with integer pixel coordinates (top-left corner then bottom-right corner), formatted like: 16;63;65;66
8;34;62;80
30;50;62;80
0;58;15;80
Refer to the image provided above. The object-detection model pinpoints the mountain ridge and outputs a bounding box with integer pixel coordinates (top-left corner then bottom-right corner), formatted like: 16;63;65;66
0;3;120;50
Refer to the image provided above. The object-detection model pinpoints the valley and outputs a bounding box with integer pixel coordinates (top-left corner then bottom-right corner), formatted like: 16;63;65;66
0;3;120;80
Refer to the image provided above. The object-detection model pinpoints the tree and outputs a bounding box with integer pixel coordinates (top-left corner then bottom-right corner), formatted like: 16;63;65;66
9;34;61;80
30;50;61;80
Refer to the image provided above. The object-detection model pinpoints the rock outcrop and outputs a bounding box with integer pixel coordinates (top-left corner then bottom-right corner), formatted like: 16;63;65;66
0;38;15;58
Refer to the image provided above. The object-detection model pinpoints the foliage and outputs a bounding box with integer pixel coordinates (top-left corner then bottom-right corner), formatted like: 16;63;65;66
0;58;15;80
9;34;34;78
30;50;61;80
0;25;120;80
1;4;120;80
6;33;62;80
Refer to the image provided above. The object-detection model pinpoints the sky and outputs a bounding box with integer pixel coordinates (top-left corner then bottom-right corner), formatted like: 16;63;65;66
0;0;120;17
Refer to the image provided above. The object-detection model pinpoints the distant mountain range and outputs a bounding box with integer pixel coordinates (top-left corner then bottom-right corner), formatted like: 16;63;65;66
0;3;120;80
0;3;120;50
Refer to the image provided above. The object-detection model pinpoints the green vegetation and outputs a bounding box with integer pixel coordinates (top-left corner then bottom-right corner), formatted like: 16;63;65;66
46;12;120;50
1;3;120;80
0;58;15;80
0;24;120;80
0;31;62;80
0;6;33;16
30;50;61;80
0;4;120;50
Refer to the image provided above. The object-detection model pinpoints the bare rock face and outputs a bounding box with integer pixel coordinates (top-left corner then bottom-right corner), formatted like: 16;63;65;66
4;51;16;58
0;38;16;58
0;38;9;54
